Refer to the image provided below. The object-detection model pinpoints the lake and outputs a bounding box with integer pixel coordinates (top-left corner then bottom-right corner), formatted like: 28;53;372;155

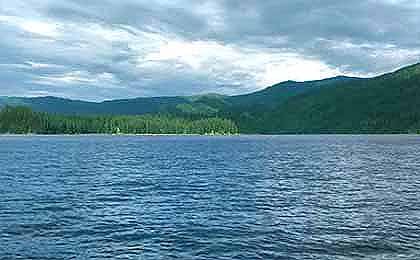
1;135;420;259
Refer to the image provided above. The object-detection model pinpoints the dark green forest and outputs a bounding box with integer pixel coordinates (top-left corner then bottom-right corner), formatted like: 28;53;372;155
0;106;238;135
251;63;420;134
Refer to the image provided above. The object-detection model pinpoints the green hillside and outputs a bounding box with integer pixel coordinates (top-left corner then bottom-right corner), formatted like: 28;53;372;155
254;63;420;134
1;63;420;134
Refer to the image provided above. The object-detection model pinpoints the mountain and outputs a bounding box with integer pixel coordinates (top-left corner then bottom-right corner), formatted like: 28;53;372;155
0;95;226;116
0;76;357;117
229;76;359;108
218;76;360;132
1;63;420;134
254;63;420;134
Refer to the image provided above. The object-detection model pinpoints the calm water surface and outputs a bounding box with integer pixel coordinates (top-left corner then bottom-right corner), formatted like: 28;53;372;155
1;135;420;259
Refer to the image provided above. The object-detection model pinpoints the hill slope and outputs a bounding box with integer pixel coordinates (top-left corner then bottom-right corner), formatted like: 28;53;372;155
255;63;420;134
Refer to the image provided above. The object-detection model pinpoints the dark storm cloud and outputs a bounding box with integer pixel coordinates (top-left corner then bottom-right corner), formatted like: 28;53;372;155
0;0;419;100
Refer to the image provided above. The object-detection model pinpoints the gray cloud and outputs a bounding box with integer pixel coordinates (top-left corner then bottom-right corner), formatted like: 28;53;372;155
0;0;419;101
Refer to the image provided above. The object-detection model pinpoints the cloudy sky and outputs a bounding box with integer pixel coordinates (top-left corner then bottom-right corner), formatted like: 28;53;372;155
0;0;419;101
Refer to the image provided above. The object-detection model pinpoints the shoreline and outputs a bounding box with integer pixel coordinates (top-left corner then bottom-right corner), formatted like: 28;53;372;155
0;133;240;137
0;133;418;137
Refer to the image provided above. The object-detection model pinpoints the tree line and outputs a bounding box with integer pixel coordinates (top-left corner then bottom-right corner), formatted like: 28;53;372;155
0;106;238;135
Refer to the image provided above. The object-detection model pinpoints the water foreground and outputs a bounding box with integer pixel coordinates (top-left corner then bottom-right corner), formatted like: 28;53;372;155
1;135;420;259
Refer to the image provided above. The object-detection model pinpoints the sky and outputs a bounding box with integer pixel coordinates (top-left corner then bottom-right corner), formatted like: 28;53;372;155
0;0;419;101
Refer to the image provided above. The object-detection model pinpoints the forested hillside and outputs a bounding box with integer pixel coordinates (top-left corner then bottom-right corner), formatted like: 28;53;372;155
1;63;420;134
253;63;420;134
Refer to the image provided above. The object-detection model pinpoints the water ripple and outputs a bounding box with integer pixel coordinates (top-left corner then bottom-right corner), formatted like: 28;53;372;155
1;135;420;259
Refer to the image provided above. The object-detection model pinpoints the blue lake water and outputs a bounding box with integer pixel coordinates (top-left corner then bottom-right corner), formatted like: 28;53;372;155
1;135;420;259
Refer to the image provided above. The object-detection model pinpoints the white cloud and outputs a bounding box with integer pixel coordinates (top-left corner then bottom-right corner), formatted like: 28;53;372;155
0;61;64;71
0;15;61;37
25;61;64;69
20;20;60;37
258;57;342;87
1;0;419;100
30;71;121;88
1;14;343;93
141;38;344;90
144;40;230;70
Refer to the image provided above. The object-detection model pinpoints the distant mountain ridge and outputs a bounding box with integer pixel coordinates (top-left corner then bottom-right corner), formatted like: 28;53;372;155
2;63;420;134
0;75;359;116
